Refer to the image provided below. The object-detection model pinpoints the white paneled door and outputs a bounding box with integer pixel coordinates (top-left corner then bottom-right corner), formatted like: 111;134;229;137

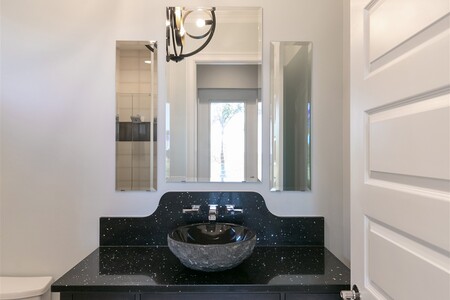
350;0;450;299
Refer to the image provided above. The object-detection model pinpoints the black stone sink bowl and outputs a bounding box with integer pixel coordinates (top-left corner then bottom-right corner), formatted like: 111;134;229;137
167;223;256;272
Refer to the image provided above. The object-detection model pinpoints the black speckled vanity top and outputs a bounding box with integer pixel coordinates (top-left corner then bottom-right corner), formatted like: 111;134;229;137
52;245;349;293
52;192;350;294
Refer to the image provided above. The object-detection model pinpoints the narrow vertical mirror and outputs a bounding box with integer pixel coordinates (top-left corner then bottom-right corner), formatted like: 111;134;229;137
270;41;312;191
116;41;158;191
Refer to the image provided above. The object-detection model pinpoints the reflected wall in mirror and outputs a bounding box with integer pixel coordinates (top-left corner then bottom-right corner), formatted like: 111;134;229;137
116;41;158;191
166;7;262;183
270;41;312;191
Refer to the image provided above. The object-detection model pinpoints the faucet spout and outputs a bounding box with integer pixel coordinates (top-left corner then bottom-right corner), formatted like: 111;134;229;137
208;204;218;221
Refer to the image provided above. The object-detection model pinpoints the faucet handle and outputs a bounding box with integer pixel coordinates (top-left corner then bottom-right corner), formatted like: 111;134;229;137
226;204;244;214
182;204;201;214
226;204;235;211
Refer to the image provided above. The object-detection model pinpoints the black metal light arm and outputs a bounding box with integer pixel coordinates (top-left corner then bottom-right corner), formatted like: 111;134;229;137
166;7;216;63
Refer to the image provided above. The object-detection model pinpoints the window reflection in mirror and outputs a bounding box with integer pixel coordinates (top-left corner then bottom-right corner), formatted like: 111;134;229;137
116;41;158;191
197;87;261;182
210;102;245;182
270;41;312;191
166;7;262;183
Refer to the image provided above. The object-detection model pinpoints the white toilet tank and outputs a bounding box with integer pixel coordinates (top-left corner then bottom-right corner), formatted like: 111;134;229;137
0;277;52;300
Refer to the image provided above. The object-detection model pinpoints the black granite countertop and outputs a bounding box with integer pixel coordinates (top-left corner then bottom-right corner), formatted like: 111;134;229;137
51;245;350;293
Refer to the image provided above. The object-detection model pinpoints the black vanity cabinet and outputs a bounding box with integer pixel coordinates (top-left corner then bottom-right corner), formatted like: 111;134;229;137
285;294;340;300
62;293;280;300
60;294;134;300
61;292;341;300
142;294;281;300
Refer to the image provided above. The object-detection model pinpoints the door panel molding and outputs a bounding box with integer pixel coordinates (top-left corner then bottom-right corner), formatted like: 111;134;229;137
365;0;449;68
369;171;449;193
368;93;450;180
368;13;450;72
365;218;450;299
363;184;450;252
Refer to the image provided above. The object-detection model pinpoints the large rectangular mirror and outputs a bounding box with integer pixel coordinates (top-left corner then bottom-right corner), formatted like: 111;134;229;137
116;41;158;191
166;7;262;183
270;41;312;191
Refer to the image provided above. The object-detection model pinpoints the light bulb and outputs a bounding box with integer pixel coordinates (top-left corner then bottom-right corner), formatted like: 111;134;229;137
196;18;206;28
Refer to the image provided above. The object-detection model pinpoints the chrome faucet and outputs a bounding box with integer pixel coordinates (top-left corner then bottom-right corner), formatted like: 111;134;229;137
182;204;243;221
208;204;218;221
226;204;244;214
182;204;201;214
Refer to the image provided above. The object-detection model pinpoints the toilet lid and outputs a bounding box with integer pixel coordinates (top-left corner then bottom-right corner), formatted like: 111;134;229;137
0;277;52;300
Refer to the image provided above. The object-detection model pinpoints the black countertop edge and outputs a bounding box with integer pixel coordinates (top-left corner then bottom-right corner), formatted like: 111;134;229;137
52;285;350;293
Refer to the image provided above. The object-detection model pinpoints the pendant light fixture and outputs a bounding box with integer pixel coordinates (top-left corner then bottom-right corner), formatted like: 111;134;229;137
166;7;216;62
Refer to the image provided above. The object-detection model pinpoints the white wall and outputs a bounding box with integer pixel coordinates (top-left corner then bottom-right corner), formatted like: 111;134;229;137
0;0;3;270
0;0;348;289
342;0;351;268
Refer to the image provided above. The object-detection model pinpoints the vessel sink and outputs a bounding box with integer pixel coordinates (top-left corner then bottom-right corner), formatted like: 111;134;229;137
167;223;256;272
